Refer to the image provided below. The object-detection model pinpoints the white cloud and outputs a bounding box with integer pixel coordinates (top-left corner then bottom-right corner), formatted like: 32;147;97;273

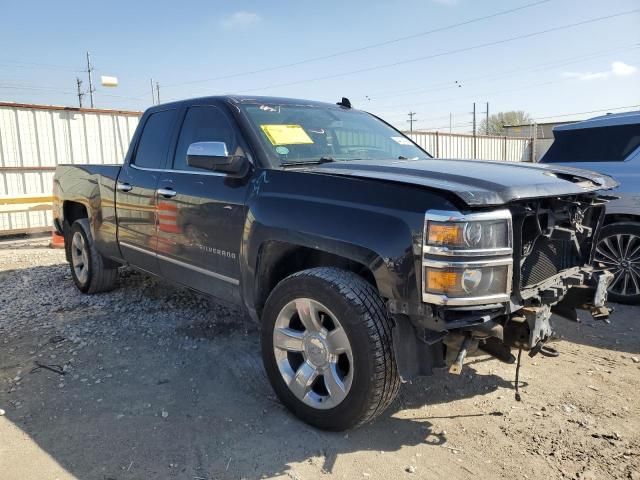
611;61;638;76
220;11;261;30
562;61;638;81
562;71;609;81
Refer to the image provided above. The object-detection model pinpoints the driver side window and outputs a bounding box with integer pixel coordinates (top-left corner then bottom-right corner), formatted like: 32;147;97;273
173;106;238;171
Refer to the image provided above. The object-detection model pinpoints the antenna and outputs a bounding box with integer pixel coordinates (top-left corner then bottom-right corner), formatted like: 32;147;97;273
337;97;351;108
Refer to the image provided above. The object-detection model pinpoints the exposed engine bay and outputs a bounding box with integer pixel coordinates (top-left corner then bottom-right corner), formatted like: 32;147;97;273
390;193;614;398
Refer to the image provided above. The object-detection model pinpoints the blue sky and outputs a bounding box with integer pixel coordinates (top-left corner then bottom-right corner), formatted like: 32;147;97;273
0;0;638;131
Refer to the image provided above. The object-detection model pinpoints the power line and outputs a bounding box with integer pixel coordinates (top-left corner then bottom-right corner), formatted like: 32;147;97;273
0;83;76;94
408;105;640;131
362;44;639;105
237;9;639;94
533;104;640;121
0;60;82;73
163;0;552;89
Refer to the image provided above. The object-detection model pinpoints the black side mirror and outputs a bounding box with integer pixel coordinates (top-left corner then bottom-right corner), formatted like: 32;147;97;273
186;142;249;176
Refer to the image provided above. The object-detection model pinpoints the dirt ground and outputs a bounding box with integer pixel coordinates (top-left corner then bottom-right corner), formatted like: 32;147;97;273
0;238;638;480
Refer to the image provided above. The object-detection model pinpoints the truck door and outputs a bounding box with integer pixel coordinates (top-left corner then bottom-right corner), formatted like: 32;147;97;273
155;105;249;302
115;107;178;274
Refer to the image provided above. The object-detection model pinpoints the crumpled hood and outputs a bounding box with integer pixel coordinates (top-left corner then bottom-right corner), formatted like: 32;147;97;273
310;158;619;206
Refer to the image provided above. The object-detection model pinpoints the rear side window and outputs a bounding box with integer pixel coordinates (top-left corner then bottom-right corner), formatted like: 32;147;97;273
541;124;640;163
133;109;177;169
173;106;239;171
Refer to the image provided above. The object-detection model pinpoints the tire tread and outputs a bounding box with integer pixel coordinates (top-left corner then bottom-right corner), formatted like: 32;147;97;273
282;267;401;428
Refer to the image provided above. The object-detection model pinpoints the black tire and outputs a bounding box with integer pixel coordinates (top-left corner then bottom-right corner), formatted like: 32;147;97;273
67;219;118;294
261;267;400;431
594;222;640;305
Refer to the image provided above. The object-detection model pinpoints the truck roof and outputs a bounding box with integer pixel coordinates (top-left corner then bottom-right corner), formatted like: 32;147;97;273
554;110;640;132
150;95;344;112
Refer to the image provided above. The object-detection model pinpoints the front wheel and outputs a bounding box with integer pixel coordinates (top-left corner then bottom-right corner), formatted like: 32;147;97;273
261;267;400;431
594;222;640;305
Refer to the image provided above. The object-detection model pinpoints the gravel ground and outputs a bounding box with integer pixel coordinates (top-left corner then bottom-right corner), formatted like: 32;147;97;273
0;239;639;480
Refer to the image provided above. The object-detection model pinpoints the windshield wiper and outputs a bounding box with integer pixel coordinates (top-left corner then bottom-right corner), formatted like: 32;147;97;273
281;157;338;166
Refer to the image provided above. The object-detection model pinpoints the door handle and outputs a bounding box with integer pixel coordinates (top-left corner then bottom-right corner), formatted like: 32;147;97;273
157;187;177;198
116;182;132;192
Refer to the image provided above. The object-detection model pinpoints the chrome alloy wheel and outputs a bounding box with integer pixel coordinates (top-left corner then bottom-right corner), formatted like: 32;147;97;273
71;231;90;285
595;233;640;297
273;298;354;410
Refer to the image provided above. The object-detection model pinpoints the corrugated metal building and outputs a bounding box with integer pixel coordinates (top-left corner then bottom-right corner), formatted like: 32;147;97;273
0;102;139;234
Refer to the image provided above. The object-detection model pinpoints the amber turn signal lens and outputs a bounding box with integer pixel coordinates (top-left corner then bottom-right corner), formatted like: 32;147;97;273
425;269;461;293
427;223;463;245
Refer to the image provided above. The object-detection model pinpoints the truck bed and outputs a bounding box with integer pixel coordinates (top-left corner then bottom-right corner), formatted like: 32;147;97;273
53;164;122;259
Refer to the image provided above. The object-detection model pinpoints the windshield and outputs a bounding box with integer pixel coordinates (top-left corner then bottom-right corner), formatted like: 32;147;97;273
240;103;431;165
541;124;640;163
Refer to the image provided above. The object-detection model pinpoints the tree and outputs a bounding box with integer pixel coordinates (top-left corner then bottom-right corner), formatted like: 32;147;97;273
479;111;532;136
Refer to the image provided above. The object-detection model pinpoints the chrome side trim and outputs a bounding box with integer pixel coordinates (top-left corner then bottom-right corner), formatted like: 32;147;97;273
424;245;513;257
423;257;513;268
120;241;153;256
119;242;240;285
130;163;226;177
423;291;511;306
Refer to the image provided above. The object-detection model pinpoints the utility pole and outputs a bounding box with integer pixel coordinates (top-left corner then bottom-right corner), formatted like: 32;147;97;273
484;102;490;135
407;111;417;133
156;82;161;104
86;52;95;108
76;77;84;108
449;113;452;134
472;102;477;159
472;102;477;136
150;78;155;104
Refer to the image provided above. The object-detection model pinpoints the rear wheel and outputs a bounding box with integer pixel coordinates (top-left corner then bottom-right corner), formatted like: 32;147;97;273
261;267;400;431
67;219;118;294
594;222;640;305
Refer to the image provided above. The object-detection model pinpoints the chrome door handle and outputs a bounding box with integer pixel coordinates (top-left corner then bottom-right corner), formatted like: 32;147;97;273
116;182;132;192
157;187;177;198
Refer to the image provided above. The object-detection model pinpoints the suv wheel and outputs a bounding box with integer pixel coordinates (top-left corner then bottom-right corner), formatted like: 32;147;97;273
261;267;400;431
594;222;640;305
67;219;119;294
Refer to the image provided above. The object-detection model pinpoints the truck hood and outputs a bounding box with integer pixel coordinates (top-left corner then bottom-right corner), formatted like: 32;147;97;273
311;158;619;206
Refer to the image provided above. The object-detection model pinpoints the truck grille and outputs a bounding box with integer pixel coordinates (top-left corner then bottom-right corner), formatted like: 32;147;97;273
521;237;576;287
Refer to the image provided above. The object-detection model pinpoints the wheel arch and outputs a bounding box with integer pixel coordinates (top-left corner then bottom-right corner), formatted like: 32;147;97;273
252;240;384;320
603;213;640;226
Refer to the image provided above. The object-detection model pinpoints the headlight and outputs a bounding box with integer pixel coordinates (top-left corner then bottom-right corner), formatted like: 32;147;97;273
422;210;513;306
425;211;512;254
424;262;510;299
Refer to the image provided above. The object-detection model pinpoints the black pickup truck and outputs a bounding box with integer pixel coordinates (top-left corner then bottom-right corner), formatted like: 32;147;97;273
53;95;617;430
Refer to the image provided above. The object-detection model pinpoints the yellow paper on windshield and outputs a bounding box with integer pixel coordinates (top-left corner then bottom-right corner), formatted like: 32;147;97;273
260;124;314;145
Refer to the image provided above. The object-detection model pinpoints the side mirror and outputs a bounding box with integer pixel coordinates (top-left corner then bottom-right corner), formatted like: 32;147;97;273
186;141;249;176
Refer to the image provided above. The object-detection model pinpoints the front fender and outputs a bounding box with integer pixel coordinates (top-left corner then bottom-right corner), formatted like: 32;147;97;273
239;169;458;317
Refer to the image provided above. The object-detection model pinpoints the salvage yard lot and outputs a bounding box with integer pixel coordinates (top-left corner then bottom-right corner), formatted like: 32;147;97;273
1;239;639;480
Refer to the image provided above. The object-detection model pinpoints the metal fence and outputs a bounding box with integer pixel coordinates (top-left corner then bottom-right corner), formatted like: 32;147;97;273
406;131;533;162
0;102;139;235
0;102;534;236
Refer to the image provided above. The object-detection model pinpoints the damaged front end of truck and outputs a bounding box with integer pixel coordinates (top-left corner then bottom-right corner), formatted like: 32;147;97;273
390;189;616;396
